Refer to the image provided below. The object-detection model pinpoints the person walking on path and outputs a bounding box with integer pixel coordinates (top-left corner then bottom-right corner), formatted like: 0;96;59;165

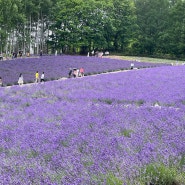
40;72;45;82
35;71;40;83
18;73;24;85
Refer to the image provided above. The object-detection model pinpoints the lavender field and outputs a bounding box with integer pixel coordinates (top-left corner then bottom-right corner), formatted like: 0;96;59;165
0;64;185;184
0;55;169;86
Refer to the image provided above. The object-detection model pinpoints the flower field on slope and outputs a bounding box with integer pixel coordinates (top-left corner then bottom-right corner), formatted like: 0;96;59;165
0;55;169;86
0;65;185;184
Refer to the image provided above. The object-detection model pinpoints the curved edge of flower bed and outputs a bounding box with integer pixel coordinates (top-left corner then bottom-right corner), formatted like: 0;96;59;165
1;65;168;88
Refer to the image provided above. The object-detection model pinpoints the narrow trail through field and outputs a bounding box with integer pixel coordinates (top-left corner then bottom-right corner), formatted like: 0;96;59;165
4;67;139;88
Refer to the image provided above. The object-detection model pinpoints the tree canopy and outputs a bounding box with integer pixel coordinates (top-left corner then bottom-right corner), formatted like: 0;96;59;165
0;0;185;59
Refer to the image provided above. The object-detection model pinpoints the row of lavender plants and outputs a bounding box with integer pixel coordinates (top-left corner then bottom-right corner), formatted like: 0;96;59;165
0;65;184;184
0;55;169;86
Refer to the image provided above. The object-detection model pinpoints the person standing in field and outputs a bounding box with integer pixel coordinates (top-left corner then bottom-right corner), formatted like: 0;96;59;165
40;72;45;82
79;67;84;77
68;68;73;78
40;50;42;57
0;77;3;87
18;73;24;85
76;68;80;77
35;71;40;83
130;62;134;70
73;69;78;78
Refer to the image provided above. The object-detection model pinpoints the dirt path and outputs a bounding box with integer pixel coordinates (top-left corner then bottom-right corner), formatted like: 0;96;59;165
103;55;126;60
4;68;138;88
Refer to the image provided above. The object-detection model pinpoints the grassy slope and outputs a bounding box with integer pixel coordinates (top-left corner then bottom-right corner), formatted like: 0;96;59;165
105;55;185;64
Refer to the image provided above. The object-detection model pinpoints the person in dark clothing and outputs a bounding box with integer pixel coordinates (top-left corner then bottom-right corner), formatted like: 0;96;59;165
40;50;43;56
73;68;78;78
68;68;73;78
0;77;3;87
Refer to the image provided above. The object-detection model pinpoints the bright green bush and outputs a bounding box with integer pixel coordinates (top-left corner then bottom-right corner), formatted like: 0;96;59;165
140;163;184;185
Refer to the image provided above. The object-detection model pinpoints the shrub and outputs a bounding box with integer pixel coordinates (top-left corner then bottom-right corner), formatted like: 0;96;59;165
6;83;12;86
136;99;145;106
106;173;123;185
27;80;34;84
141;163;183;185
120;129;133;138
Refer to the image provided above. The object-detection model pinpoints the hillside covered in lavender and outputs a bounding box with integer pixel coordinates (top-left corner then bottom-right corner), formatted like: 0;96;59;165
0;62;185;184
0;55;169;86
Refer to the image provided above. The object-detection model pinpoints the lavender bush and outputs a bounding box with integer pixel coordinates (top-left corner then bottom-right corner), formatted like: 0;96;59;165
0;55;169;86
0;65;184;184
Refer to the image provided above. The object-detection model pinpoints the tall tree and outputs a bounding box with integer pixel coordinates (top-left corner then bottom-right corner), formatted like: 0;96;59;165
50;0;109;54
108;0;137;52
50;0;137;54
167;0;185;58
22;0;54;54
0;0;25;54
135;0;170;56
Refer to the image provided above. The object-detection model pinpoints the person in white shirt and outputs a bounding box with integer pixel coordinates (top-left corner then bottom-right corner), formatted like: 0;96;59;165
41;72;45;82
130;63;134;70
18;73;24;85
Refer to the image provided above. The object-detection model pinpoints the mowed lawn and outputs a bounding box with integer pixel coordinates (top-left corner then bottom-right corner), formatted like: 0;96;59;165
106;55;185;64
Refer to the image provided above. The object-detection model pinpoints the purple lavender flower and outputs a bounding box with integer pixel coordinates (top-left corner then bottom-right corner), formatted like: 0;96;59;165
0;64;184;184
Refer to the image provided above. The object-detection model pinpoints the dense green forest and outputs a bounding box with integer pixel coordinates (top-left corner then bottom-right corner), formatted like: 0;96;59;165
0;0;185;59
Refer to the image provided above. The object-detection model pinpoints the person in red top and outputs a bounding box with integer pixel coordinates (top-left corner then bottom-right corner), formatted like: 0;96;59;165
79;67;84;77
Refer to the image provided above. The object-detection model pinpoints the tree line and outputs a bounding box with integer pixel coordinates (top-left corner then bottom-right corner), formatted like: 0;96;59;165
0;0;185;59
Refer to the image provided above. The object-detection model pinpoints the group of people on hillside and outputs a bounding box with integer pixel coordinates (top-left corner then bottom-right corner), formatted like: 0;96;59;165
0;67;85;87
89;50;109;57
0;74;40;87
17;71;45;86
12;51;24;59
68;67;84;78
